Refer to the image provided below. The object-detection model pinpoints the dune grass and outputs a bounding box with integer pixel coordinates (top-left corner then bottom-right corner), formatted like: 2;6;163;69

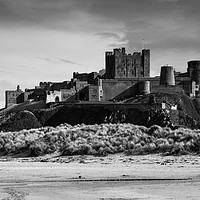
0;123;200;157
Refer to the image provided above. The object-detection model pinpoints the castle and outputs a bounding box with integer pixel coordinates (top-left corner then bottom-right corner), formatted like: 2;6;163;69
105;48;150;79
5;47;200;108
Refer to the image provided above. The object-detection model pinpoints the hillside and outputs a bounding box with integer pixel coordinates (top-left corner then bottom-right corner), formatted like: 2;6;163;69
0;100;47;115
39;93;200;129
0;93;200;131
0;101;47;132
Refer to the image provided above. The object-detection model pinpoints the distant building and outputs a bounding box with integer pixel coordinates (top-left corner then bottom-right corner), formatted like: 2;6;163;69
24;88;46;101
5;85;23;108
88;79;103;101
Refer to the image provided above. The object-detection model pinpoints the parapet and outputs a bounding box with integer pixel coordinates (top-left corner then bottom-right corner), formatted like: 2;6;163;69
105;51;114;56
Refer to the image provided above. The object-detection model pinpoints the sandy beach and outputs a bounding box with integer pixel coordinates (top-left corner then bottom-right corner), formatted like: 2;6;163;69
0;154;200;199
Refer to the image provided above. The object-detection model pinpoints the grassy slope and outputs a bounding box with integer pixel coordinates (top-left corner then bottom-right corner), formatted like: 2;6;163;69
0;123;200;157
0;101;47;116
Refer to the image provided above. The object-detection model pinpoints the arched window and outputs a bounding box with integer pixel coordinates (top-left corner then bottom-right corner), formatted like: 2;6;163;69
55;96;60;103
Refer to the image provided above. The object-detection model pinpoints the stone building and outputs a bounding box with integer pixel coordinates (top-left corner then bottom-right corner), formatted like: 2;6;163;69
5;85;23;108
88;79;103;101
105;47;150;79
45;81;75;103
24;88;46;101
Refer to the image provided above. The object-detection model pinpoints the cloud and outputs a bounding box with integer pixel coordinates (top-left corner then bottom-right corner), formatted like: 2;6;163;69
94;32;122;40
60;59;81;66
0;0;94;31
123;13;200;53
36;57;56;62
36;57;81;65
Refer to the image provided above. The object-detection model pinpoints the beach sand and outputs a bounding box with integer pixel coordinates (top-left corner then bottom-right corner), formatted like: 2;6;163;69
0;154;200;199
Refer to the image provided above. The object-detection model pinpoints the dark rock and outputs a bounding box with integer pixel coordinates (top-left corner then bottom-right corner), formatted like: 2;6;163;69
0;110;42;132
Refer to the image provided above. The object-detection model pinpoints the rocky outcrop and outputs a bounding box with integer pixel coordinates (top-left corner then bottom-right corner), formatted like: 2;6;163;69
0;110;42;132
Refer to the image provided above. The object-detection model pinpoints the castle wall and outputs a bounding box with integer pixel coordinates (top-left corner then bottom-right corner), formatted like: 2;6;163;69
88;85;103;101
152;85;184;94
73;72;98;84
114;48;125;78
126;53;142;78
102;77;157;101
101;74;194;101
102;79;138;101
125;55;134;78
75;81;88;91
61;89;76;101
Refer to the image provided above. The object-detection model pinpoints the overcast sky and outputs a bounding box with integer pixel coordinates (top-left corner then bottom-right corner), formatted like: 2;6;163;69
0;0;200;108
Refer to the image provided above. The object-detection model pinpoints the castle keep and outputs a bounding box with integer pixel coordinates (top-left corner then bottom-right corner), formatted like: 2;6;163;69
105;48;150;79
4;47;200;108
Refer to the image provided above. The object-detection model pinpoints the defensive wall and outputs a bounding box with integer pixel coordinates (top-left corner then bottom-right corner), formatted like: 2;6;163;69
52;101;163;111
102;76;161;101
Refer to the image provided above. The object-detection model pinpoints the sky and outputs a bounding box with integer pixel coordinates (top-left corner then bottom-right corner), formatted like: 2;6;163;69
0;0;200;108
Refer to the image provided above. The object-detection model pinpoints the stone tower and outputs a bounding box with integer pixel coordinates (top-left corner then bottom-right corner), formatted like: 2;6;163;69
160;66;175;86
105;47;150;79
188;60;200;97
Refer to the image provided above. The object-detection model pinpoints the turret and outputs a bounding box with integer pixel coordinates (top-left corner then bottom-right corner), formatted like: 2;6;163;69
160;66;175;86
188;60;200;84
188;60;200;97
